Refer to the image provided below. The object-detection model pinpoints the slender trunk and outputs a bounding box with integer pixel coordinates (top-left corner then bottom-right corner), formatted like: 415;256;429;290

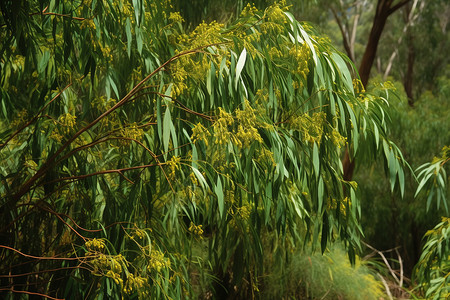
359;1;390;86
343;0;411;181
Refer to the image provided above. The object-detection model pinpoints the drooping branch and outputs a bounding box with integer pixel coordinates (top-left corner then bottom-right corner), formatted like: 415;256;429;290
10;43;228;202
0;82;75;150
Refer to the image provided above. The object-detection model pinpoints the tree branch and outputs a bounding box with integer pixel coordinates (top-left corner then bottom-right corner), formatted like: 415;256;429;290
388;0;412;15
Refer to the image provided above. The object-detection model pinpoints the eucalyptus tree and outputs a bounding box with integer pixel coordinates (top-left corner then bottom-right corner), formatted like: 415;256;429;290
0;0;406;298
413;146;449;299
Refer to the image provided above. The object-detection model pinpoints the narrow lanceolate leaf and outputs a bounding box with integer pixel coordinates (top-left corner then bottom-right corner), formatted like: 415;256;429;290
331;52;353;92
163;106;172;157
398;165;405;197
235;48;247;89
126;17;132;58
313;142;320;178
318;177;324;212
215;176;224;218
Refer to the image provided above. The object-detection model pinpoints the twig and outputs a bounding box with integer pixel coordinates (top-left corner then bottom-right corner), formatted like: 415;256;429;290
0;288;63;300
38;162;160;186
363;242;401;286
30;6;86;21
0;82;74;149
0;265;93;278
0;245;94;261
37;204;87;241
377;273;394;300
395;247;404;288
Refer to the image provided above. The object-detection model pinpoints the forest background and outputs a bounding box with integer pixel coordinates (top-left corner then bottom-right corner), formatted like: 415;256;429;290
0;0;449;299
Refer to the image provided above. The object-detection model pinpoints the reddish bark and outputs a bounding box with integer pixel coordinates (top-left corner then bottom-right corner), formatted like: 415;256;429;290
343;0;412;181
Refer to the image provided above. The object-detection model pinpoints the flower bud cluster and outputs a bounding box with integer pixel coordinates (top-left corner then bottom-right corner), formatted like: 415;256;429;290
188;222;204;236
148;249;171;272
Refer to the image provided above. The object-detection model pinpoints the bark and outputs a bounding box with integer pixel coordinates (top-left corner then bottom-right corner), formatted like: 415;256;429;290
343;0;412;181
359;0;390;86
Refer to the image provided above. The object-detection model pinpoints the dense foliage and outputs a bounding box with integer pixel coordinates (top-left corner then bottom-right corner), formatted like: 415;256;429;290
1;0;443;299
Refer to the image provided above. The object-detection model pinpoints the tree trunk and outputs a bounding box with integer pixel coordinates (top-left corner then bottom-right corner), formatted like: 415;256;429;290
358;0;391;86
343;0;411;181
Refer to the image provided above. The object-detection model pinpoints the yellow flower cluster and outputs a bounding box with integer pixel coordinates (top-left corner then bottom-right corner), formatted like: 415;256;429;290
148;249;170;272
213;101;264;149
191;122;211;145
89;253;124;280
106;269;123;285
92;96;116;111
327;197;351;216
441;145;450;159
228;202;253;232
291;112;326;144
189;172;199;186
241;3;259;18
236;204;251;220
260;1;289;34
167;155;181;179
123;273;148;295
168;12;184;23
120;2;134;20
120;123;144;146
352;78;365;94
431;145;450;164
268;47;283;59
213;108;234;145
257;148;276;168
188;222;204;236
132;228;146;240
59;113;77;135
235;125;263;148
13;55;25;70
267;2;288;24
260;22;284;35
330;129;347;148
181;21;224;49
235;100;257;127
85;238;106;253
170;62;189;96
80;19;96;30
289;43;310;80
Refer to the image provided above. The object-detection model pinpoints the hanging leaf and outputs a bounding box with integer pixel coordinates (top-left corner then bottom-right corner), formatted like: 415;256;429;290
235;47;247;89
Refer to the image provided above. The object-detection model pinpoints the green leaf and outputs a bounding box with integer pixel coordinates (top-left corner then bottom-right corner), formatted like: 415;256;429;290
215;176;224;218
313;142;320;178
318;177;324;212
388;150;397;192
192;167;208;190
135;25;143;54
415;172;433;197
132;0;142;26
163;106;171;157
126;17;132;58
235;47;247;89
398;165;405;197
331;52;353;92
